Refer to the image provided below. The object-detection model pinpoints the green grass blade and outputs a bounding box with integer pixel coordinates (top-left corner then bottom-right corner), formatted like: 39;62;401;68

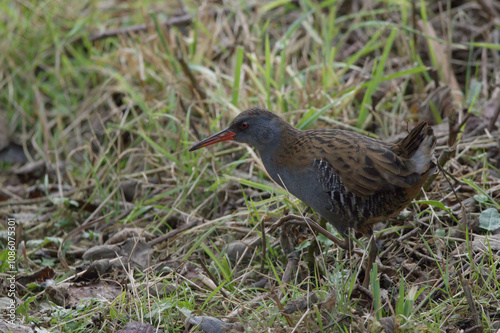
232;46;245;106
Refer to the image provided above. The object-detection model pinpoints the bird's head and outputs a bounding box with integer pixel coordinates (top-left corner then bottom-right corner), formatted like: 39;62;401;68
189;108;291;152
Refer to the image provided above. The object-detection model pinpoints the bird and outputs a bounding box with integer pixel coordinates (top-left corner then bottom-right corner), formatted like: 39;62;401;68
189;107;436;286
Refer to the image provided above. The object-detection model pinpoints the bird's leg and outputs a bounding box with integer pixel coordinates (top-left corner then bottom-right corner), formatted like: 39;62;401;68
362;235;379;288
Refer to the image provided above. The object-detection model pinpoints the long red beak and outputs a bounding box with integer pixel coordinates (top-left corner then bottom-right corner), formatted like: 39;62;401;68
189;128;236;151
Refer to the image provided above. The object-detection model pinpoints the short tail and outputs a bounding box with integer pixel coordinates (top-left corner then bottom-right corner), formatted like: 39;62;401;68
392;121;436;175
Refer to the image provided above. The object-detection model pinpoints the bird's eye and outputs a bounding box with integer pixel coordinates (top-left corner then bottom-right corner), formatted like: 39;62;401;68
240;122;249;129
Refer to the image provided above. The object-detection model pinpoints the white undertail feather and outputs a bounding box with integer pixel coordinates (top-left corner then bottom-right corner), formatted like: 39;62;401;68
410;134;436;175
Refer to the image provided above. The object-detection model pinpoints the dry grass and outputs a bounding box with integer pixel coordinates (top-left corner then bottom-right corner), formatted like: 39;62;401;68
1;0;499;332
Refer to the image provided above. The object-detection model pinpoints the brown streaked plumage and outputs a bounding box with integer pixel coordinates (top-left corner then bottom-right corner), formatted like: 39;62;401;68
189;107;436;285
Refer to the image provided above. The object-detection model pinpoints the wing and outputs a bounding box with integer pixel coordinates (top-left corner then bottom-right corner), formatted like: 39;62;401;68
287;129;426;198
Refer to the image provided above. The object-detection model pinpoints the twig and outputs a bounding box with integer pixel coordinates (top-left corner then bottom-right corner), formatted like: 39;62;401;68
89;14;192;42
269;292;294;327
177;56;208;108
198;257;230;299
378;227;421;259
458;270;479;326
423;147;455;191
269;214;349;250
149;218;203;246
402;243;442;262
260;215;267;274
0;184;95;208
476;0;500;20
352;284;373;301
